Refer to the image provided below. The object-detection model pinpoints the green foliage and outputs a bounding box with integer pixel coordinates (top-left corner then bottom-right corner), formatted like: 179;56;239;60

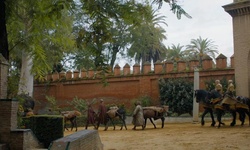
7;68;20;98
159;78;193;116
26;115;64;148
67;96;88;112
45;95;59;113
15;93;35;128
6;0;76;81
127;4;167;67
131;95;152;107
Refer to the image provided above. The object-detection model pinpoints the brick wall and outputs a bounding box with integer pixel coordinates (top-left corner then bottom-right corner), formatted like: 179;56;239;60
0;99;18;144
0;54;8;99
33;55;235;112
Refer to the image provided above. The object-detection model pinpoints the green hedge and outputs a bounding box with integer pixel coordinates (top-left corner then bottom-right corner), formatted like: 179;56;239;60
23;115;64;148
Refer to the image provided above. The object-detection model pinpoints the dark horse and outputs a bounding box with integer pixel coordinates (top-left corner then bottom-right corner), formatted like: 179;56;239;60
102;106;127;131
143;106;169;129
235;96;250;126
194;89;222;126
215;94;250;128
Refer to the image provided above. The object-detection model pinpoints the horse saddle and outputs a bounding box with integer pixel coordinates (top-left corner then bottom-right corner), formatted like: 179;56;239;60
143;106;165;113
107;107;119;118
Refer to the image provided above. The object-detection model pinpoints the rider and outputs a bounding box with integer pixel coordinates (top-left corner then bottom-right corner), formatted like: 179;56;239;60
221;80;237;107
215;79;223;95
226;80;235;98
210;80;223;104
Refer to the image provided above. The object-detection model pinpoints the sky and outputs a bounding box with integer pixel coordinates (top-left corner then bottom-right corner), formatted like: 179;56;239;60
116;0;234;67
159;0;234;58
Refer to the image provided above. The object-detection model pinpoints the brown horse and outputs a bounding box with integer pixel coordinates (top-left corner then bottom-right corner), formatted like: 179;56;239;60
60;110;81;131
143;106;169;129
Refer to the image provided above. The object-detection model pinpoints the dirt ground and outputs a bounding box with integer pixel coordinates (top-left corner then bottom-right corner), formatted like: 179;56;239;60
64;120;250;150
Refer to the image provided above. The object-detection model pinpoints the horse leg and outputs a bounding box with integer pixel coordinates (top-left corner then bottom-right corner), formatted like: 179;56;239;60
216;109;225;128
74;117;77;131
230;111;236;126
149;118;156;128
144;118;147;129
247;110;250;126
104;119;110;131
70;118;74;131
119;116;127;130
201;109;209;126
209;109;216;126
123;119;127;130
238;109;245;126
161;117;165;128
64;118;69;131
111;119;116;130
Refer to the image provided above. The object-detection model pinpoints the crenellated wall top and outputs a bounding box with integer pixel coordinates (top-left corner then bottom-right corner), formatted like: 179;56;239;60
45;54;234;82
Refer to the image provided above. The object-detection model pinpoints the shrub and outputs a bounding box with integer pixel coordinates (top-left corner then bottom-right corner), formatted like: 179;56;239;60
159;78;193;116
25;115;64;148
67;96;88;112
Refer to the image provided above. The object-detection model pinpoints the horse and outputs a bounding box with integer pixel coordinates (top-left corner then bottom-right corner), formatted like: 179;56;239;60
215;94;250;128
104;106;127;131
235;96;250;126
60;110;81;131
143;105;169;129
194;89;222;126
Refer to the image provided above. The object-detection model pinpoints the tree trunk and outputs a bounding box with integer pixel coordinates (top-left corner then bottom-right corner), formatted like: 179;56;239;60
0;0;9;60
18;51;33;96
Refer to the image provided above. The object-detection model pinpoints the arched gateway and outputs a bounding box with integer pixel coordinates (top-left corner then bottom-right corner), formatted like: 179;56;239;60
223;0;250;97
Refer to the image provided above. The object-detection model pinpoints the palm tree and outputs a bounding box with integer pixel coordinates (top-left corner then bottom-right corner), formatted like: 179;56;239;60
152;0;192;19
186;36;218;68
128;4;167;69
166;44;186;62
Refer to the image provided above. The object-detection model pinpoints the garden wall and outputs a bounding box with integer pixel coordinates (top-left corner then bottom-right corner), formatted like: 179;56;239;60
33;54;235;113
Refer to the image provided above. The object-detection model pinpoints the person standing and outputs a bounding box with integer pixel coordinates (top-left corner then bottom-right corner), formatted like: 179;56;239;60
96;99;107;129
85;104;97;129
132;101;145;130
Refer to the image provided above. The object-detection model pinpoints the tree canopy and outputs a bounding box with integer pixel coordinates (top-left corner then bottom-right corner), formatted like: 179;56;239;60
1;0;191;97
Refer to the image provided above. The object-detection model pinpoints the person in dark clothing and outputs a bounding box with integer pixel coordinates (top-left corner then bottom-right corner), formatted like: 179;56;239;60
96;99;107;129
85;104;97;129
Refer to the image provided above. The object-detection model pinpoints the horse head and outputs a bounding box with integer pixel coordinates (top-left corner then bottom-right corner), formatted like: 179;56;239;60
194;90;210;104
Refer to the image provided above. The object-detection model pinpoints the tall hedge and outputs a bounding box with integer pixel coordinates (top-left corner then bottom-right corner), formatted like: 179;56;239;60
159;78;193;116
24;115;64;148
